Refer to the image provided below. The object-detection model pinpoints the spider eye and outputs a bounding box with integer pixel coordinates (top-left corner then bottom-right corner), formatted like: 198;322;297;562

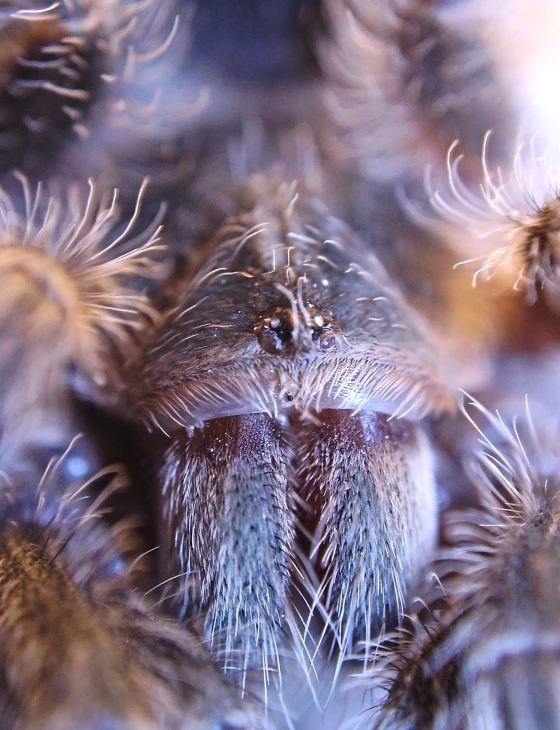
319;332;336;351
255;311;293;354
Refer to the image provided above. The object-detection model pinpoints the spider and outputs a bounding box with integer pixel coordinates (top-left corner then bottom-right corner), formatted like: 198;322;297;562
1;1;560;729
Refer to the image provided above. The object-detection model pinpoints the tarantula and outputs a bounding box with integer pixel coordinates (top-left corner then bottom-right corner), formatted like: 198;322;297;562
1;1;560;729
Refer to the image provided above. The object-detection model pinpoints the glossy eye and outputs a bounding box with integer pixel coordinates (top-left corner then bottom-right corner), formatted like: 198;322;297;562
255;311;294;354
319;331;336;350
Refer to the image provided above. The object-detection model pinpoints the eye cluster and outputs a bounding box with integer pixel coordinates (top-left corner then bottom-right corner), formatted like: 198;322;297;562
0;2;559;730
255;306;335;354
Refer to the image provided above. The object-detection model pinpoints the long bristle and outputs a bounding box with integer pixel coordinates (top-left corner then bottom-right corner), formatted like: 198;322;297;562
408;135;560;305
0;0;199;181
321;0;513;182
0;175;163;420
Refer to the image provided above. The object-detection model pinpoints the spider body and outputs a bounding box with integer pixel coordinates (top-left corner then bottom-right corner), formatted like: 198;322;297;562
0;1;560;729
123;175;449;666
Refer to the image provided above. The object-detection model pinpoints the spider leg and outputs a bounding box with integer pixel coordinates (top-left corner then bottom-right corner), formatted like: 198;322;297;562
0;452;262;730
